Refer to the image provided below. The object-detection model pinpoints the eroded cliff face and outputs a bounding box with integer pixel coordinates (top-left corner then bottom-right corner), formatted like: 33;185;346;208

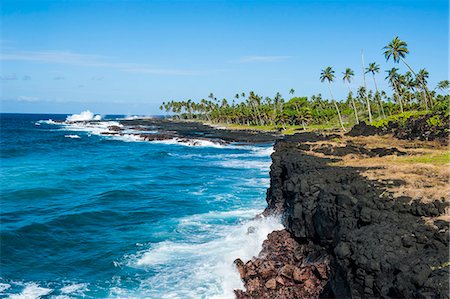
264;133;449;298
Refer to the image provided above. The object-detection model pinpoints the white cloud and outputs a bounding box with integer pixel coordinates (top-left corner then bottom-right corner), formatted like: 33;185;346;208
0;50;201;76
0;74;18;80
17;96;40;102
237;55;291;63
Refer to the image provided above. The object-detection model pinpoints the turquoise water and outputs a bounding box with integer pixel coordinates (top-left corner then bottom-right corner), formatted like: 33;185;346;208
0;113;281;298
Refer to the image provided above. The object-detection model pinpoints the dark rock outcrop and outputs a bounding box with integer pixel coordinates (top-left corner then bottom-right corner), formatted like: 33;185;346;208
120;118;281;144
346;122;383;137
264;133;449;298
347;113;449;143
391;113;449;143
234;230;330;299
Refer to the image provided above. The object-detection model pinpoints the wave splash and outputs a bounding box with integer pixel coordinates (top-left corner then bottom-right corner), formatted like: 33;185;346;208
123;212;283;298
66;110;102;122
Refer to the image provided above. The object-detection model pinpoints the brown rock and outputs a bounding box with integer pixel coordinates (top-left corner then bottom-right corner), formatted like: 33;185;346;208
279;264;295;279
265;278;277;290
246;268;258;278
292;267;304;283
313;264;329;280
246;278;261;293
276;276;285;286
234;258;245;278
234;230;330;298
258;260;277;278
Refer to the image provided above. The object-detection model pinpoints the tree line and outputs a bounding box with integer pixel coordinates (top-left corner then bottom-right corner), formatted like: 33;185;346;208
160;37;449;131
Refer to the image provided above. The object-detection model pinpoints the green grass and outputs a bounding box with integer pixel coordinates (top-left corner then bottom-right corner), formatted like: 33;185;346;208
397;152;450;165
219;123;340;135
224;123;278;131
370;111;429;128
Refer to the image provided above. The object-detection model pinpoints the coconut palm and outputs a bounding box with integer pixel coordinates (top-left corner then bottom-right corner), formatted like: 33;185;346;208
417;68;431;109
383;36;431;109
342;68;359;124
320;66;345;131
361;49;373;122
385;68;404;112
365;62;385;118
289;88;295;96
437;80;450;94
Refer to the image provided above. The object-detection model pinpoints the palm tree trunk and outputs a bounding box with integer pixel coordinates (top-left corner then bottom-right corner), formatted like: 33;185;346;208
392;81;404;113
347;84;359;124
328;83;346;132
400;57;432;110
361;49;372;122
372;75;386;118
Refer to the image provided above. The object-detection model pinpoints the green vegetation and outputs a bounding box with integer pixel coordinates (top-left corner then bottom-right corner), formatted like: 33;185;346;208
398;152;450;165
160;37;449;131
370;111;428;128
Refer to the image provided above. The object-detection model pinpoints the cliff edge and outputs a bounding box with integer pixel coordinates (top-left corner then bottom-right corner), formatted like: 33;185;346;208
236;132;449;298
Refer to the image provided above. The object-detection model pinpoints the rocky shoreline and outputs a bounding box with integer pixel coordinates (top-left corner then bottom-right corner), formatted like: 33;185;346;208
234;131;449;298
117;118;282;144
60;117;449;297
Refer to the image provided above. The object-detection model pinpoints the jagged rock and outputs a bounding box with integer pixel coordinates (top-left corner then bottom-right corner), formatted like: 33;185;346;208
265;278;277;290
234;230;329;299
263;132;449;298
234;258;245;278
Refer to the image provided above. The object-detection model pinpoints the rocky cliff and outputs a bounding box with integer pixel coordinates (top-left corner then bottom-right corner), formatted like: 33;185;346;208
263;133;449;298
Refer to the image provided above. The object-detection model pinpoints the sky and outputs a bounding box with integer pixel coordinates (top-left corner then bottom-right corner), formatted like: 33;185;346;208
0;0;448;115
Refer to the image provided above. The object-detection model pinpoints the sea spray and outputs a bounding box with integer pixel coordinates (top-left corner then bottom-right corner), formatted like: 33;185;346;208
1;113;278;298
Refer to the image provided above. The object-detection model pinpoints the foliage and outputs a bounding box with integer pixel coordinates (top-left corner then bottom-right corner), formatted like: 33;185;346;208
426;115;444;127
370;111;428;128
159;37;449;131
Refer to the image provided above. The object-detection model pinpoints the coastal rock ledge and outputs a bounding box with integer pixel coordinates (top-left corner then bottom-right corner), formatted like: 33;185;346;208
235;132;449;299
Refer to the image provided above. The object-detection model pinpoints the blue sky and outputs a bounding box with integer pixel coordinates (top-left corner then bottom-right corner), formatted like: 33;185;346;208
1;0;448;114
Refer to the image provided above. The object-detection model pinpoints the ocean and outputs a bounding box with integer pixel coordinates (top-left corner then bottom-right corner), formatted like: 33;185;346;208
0;113;282;299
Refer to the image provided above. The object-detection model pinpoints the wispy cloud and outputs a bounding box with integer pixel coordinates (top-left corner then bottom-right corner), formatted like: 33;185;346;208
91;76;104;81
0;74;18;80
17;95;40;102
53;75;65;80
1;50;202;76
22;75;32;81
237;55;291;63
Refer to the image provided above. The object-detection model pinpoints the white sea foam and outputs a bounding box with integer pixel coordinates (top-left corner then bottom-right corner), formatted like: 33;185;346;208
149;138;228;148
66;110;101;122
60;283;88;294
216;159;271;172
124;212;283;298
64;134;81;139
38;119;58;125
7;283;52;299
0;283;11;293
249;146;274;157
60;121;122;136
111;134;146;143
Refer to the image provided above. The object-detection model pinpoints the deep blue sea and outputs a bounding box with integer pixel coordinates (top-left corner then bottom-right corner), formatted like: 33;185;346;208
0;113;281;299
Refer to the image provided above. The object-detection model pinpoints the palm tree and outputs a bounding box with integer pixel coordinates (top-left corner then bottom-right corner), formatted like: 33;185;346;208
365;62;385;118
289;88;295;96
320;66;345;131
385;68;404;112
383;36;431;109
436;80;450;94
417;68;431;109
342;68;359;124
361;49;373;122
